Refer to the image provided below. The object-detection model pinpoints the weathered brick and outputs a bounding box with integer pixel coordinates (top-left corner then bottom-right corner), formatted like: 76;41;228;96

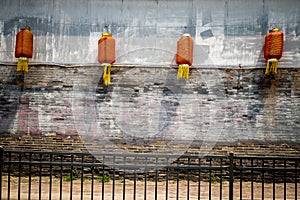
0;64;299;156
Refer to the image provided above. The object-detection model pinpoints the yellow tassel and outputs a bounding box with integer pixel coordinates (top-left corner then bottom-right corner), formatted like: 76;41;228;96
103;64;111;86
177;64;189;80
177;65;183;79
265;58;278;75
17;57;28;73
183;65;189;80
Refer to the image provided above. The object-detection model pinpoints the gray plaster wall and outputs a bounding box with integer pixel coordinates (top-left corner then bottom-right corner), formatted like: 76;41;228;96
1;0;300;66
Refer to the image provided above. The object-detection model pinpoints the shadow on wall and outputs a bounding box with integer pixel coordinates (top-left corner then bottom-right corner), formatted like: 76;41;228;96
0;70;24;135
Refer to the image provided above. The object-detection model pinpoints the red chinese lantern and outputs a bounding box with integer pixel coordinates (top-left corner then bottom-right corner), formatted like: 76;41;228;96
15;25;33;72
264;28;284;75
176;34;193;79
98;32;115;85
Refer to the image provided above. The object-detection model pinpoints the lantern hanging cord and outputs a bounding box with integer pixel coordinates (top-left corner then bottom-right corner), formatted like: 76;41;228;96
103;64;112;86
177;64;190;80
265;58;278;75
17;57;28;73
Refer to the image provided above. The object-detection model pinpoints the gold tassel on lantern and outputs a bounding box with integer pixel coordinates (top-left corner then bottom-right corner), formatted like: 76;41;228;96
17;57;29;73
177;64;190;80
103;64;111;86
265;58;278;75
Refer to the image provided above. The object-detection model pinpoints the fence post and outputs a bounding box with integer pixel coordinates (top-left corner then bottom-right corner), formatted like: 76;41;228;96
229;152;234;200
0;146;3;200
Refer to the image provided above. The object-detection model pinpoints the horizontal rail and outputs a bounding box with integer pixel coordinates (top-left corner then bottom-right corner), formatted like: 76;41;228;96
235;166;299;172
2;150;228;159
3;161;229;171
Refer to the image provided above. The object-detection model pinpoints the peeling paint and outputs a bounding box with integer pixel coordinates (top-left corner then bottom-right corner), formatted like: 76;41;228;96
0;0;299;66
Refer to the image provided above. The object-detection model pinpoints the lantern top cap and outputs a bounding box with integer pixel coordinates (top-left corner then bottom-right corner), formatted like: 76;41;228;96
183;33;191;37
25;25;31;31
102;32;112;37
270;27;280;32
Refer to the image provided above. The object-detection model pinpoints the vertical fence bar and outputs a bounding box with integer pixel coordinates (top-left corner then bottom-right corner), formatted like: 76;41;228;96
261;158;264;200
272;159;275;200
18;152;21;200
239;158;242;200
283;159;286;200
220;158;223;200
0;146;3;200
122;156;126;200
251;159;254;200
155;157;158;200
176;159;179;200
144;157;147;200
102;155;106;200
295;160;298;200
166;157;169;200
49;154;53;200
102;155;105;200
80;155;84;200
91;157;95;200
209;158;212;200
59;155;63;200
229;153;234;200
133;156;137;200
70;154;74;200
187;157;190;200
112;156;115;200
198;157;201;200
39;153;42;200
7;152;11;200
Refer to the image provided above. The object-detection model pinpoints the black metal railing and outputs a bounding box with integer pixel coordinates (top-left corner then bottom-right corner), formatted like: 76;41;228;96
232;155;299;200
0;148;299;200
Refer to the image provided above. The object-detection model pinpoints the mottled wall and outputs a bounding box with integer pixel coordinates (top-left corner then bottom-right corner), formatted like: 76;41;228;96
1;65;299;145
1;0;300;154
0;0;300;66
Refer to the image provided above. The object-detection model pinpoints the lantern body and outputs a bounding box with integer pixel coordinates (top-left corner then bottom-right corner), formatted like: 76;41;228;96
98;33;115;64
264;31;283;60
176;34;194;66
15;29;33;58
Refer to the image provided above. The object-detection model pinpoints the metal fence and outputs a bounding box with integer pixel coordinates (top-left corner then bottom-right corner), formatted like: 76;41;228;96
0;147;299;200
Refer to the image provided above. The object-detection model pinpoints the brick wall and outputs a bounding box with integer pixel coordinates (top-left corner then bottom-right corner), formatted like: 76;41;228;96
0;64;300;156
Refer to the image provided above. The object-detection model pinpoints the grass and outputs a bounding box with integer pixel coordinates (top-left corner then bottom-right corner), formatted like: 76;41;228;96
64;169;79;182
99;173;111;183
209;171;217;184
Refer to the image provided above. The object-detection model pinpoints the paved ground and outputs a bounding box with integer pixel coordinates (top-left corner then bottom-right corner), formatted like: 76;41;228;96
1;176;299;200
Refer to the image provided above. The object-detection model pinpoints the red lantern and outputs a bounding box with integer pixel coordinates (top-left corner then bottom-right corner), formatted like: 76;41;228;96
264;28;283;75
176;34;193;79
98;32;115;85
98;32;115;64
264;28;283;60
176;33;193;66
15;25;33;72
